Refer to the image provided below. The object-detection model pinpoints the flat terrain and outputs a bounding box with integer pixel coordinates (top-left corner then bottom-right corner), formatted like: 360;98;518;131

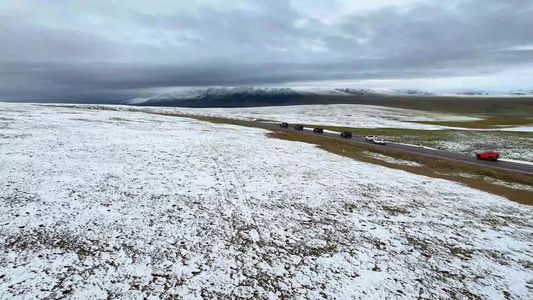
256;121;533;175
184;115;533;204
349;95;533;115
300;126;533;163
411;116;533;129
116;104;533;162
151;104;484;130
1;103;532;299
127;93;533;116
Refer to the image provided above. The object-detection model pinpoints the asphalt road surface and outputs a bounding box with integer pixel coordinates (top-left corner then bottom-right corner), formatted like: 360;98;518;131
223;119;533;175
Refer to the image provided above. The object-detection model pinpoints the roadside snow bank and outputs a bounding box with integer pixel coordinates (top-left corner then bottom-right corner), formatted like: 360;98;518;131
500;158;533;166
363;151;422;167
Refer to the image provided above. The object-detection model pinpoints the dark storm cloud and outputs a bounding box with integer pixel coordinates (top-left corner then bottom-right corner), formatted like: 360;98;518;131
0;15;120;63
1;0;533;102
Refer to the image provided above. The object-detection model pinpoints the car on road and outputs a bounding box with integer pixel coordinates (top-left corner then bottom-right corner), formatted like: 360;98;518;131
373;137;386;145
313;128;324;133
476;151;500;161
280;122;289;128
341;131;352;138
365;135;377;141
294;125;304;130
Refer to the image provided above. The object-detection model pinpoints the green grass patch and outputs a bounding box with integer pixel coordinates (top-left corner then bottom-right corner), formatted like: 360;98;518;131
358;96;533;115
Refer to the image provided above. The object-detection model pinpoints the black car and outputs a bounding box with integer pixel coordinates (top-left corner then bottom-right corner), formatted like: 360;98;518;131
341;131;352;138
280;122;289;128
313;128;324;133
294;125;304;130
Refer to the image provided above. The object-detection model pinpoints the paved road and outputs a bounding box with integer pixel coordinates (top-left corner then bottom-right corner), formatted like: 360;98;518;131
219;118;533;175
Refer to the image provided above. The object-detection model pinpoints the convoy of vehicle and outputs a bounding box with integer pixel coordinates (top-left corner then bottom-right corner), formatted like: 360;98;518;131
280;122;500;161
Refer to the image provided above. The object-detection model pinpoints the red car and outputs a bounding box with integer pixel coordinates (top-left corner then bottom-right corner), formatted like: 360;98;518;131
476;151;500;161
313;128;324;133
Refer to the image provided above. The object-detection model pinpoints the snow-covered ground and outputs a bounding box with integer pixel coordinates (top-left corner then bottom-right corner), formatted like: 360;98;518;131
363;151;422;167
117;103;530;132
116;104;532;162
434;137;533;163
144;104;479;130
500;159;533;166
501;125;533;132
1;103;532;300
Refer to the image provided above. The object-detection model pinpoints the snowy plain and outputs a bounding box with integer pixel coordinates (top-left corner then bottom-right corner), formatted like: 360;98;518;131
119;103;530;132
89;103;533;162
0;103;532;299
136;104;533;162
138;104;480;130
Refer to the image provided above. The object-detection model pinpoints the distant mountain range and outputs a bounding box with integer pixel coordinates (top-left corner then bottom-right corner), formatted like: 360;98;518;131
455;89;533;96
122;87;533;107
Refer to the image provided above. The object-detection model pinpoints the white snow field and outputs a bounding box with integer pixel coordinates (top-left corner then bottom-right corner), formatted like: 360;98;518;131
1;103;532;299
113;103;531;132
110;104;533;162
146;104;479;130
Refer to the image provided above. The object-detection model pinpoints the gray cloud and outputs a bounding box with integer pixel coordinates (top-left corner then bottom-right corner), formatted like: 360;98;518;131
1;0;533;102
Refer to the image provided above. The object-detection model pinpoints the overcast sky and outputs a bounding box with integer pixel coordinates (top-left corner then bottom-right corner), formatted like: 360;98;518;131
1;0;533;102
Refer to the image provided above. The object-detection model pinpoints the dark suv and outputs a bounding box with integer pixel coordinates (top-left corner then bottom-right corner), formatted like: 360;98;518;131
313;128;324;133
280;122;289;128
294;125;304;130
341;131;352;138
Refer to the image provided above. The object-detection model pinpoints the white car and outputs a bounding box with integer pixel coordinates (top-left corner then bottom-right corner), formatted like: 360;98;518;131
365;135;377;141
373;137;386;145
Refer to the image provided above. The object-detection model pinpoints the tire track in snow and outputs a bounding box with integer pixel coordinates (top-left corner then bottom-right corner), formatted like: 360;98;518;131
208;143;254;225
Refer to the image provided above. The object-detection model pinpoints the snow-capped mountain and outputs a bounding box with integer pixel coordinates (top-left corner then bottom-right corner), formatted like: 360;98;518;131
122;87;397;106
393;89;434;96
457;89;533;96
334;88;398;96
457;91;501;96
125;87;299;104
122;86;533;107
